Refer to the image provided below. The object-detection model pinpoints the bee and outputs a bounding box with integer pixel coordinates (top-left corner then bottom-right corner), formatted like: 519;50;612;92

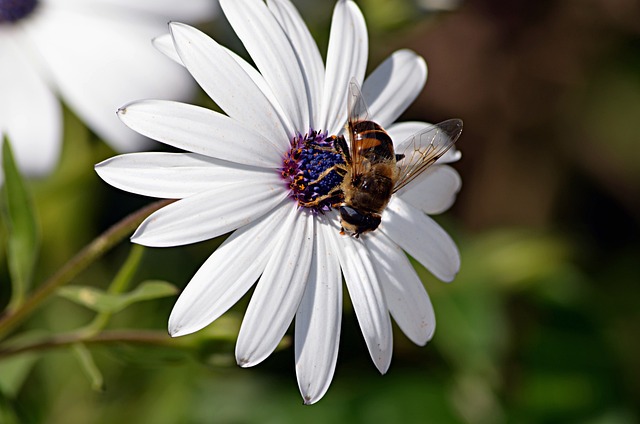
300;79;463;237
335;79;463;237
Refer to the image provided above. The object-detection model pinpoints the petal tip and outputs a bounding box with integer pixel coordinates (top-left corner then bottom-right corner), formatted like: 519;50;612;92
129;230;142;243
300;388;327;405
374;351;392;375
93;159;107;172
130;230;157;248
168;323;190;338
413;326;436;347
236;357;252;368
168;21;190;35
439;270;458;283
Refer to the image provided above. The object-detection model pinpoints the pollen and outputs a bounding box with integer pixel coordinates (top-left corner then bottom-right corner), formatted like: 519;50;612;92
281;130;346;212
0;0;38;23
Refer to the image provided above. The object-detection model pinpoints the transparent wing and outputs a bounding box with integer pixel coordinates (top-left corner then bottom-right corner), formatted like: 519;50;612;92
347;78;375;179
393;119;463;193
347;77;369;125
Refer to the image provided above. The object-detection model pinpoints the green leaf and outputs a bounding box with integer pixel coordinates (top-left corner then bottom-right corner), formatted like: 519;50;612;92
1;135;39;310
71;343;104;391
57;280;178;314
0;330;50;397
0;390;20;424
0;354;39;398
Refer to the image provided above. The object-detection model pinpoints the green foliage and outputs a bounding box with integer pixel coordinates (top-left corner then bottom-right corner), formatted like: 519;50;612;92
1;135;40;310
0;352;38;398
57;281;178;314
71;343;104;391
0;391;20;424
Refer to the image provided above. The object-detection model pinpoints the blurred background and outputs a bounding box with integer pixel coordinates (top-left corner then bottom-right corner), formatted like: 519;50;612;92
1;0;640;422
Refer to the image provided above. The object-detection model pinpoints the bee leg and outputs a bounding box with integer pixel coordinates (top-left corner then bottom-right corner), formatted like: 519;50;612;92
305;164;348;187
299;197;322;208
395;153;405;162
299;194;332;208
332;135;351;165
299;188;343;208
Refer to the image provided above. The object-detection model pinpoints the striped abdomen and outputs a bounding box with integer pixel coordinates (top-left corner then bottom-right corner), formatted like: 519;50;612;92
351;120;395;164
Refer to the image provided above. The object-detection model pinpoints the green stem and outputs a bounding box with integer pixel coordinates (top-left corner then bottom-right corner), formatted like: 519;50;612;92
0;329;179;359
108;244;146;295
81;244;146;336
0;199;172;341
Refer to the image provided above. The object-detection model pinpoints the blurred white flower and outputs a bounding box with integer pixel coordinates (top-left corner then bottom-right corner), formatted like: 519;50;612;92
96;0;461;404
0;0;217;182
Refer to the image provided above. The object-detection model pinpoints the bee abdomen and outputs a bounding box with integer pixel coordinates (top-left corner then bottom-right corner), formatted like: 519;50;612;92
352;121;395;162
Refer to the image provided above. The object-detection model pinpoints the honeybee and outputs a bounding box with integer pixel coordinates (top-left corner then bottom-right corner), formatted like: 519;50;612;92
335;79;463;237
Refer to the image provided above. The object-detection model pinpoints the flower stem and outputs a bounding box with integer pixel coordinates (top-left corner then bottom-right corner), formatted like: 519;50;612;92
0;199;172;341
80;243;146;337
0;329;179;359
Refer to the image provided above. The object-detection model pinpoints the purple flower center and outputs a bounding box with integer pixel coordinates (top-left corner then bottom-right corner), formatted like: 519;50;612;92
0;0;38;24
281;130;346;213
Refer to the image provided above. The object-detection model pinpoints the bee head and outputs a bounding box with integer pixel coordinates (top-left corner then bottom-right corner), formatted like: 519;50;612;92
339;206;381;237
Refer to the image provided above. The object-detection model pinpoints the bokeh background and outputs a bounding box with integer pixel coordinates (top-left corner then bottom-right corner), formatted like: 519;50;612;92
1;0;640;422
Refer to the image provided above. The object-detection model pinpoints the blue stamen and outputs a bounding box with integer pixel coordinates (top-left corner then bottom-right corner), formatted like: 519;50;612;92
0;0;38;23
281;130;346;212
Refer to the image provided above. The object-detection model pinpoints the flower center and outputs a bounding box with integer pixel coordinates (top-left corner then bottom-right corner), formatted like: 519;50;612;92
0;0;38;24
281;130;346;212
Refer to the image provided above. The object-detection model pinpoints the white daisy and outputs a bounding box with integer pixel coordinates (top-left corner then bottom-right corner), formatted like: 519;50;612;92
95;0;462;404
0;0;217;182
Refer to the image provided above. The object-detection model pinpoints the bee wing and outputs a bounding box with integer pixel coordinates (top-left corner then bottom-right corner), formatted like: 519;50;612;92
347;77;370;124
347;78;376;178
392;119;463;193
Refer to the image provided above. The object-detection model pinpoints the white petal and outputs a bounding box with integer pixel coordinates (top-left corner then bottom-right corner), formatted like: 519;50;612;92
366;231;435;346
151;35;288;124
0;31;61;180
132;179;289;247
381;197;460;282
388;121;461;164
319;0;368;135
169;22;293;146
95;152;273;199
327;218;392;374
169;205;289;337
221;0;310;132
45;0;217;20
58;0;218;21
152;34;182;65
362;50;427;128
396;165;461;215
223;48;288;123
25;7;195;152
117;100;283;168
236;206;314;367
295;216;342;405
267;0;325;129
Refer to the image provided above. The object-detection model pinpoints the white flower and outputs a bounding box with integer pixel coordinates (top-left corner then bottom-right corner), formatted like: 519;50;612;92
95;0;462;404
0;0;217;182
